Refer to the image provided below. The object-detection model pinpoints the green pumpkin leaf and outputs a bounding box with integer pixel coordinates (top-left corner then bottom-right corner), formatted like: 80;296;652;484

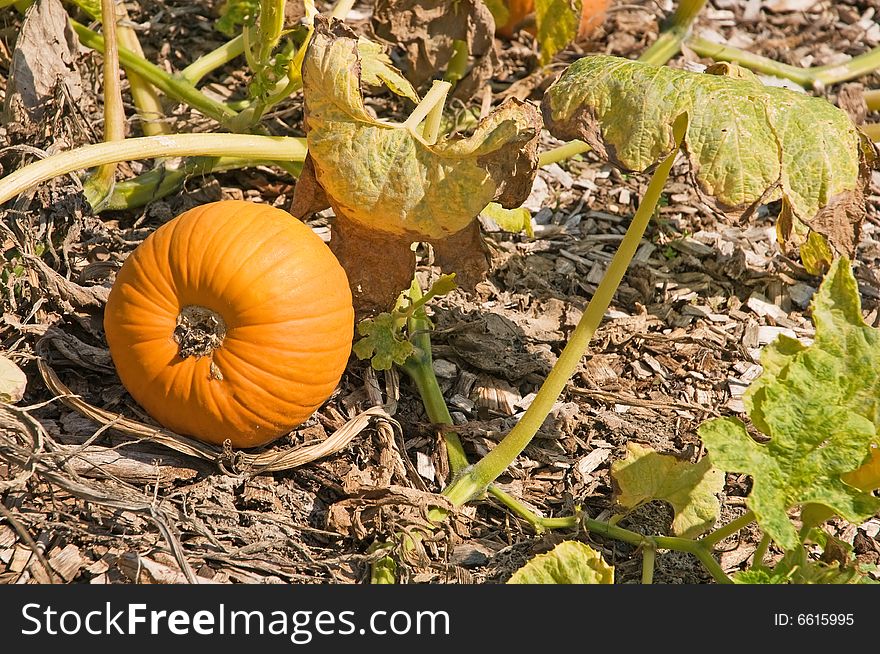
611;442;723;538
700;258;880;550
352;313;413;371
507;541;614;584
0;354;27;403
542;55;877;261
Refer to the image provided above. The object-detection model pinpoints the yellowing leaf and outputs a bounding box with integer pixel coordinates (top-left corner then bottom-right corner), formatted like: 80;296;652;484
357;38;420;103
611;442;723;538
542;56;878;261
300;19;539;239
535;0;582;65
0;354;27;403
294;18;540;310
700;258;880;550
507;541;613;584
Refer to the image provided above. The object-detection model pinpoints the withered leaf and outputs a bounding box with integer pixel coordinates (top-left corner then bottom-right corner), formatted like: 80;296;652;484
3;0;84;127
371;0;498;101
294;18;540;312
542;55;878;266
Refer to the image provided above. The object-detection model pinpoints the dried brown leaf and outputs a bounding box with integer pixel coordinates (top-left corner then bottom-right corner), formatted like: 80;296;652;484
371;0;498;101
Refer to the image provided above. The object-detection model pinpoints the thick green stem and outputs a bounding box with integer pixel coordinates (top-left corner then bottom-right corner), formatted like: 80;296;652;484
71;21;238;125
641;545;656;584
752;534;771;568
811;46;880;89
0;134;307;206
84;0;126;211
180;35;246;86
102;156;297;211
687;36;815;87
639;0;709;66
538;140;591;167
699;510;755;548
73;0;169;136
442;115;689;509
403;355;469;474
404;81;452;141
687;36;880;90
486;486;578;532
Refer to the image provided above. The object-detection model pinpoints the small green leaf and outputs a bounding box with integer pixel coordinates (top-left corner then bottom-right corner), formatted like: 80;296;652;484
480;202;533;237
507;541;613;584
353;313;413;371
423;273;458;300
611;442;723;538
700;257;880;550
216;0;259;36
0;354;26;403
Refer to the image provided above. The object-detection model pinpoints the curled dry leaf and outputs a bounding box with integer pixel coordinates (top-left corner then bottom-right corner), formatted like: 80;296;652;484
293;18;540;311
3;0;83;127
0;355;27;403
542;55;879;272
371;0;498;101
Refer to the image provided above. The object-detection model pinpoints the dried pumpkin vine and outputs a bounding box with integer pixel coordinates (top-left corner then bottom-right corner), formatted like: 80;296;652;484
1;1;880;584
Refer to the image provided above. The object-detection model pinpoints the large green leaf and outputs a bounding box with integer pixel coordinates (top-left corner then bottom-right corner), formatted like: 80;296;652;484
507;541;614;584
699;258;880;550
541;56;877;264
611;442;723;538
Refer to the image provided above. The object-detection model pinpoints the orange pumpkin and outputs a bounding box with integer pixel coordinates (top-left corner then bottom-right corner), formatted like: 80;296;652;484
103;200;354;448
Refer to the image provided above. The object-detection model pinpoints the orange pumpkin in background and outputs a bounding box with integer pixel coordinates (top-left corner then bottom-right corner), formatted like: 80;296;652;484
103;200;354;448
496;0;611;40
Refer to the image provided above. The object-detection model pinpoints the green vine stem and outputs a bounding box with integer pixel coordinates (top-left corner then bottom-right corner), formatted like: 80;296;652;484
0;133;307;206
83;0;126;211
538;140;591;167
69;0;169;136
638;0;709;66
180;35;246;86
102;156;301;211
698;510;755;548
71;21;239;126
404;81;453;140
582;516;731;584
641;545;656;584
400;283;577;531
752;534;771;568
867;89;880;112
441;114;689;510
687;36;880;90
